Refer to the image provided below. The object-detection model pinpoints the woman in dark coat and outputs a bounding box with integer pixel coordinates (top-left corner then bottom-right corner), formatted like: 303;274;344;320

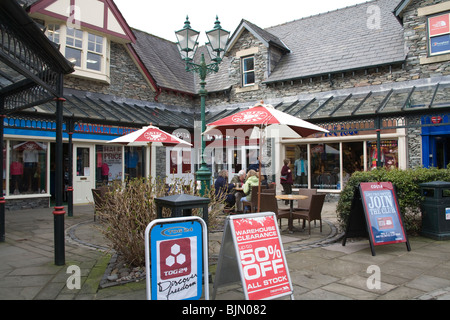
280;159;293;205
214;169;236;208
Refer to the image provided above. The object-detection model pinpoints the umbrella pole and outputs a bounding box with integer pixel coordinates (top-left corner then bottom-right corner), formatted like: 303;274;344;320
257;124;263;213
148;142;152;180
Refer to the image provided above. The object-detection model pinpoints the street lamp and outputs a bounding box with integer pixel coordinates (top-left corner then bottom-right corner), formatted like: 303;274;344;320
175;16;230;196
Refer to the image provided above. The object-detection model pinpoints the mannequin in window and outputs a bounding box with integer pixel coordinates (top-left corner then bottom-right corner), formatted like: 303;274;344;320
370;147;385;170
126;149;139;179
294;154;308;188
23;145;39;192
101;162;109;185
10;154;23;195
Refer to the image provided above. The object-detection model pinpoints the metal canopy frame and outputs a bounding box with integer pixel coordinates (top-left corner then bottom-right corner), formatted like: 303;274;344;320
0;0;74;267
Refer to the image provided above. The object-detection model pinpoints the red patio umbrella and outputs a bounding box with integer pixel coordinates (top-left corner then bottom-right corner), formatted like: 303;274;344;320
205;101;329;212
108;124;191;177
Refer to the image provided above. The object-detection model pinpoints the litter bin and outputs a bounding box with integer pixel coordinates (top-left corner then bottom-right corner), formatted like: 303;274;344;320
154;194;210;227
419;181;450;240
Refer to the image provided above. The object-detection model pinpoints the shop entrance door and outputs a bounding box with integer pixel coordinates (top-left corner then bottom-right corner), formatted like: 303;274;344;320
435;136;450;169
73;144;95;204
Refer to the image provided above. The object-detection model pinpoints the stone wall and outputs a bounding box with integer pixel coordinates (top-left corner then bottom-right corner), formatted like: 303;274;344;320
403;0;450;79
6;197;50;211
64;43;196;113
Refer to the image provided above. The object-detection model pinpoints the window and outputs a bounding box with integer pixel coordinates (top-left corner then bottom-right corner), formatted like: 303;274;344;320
66;27;83;67
10;141;48;195
428;13;450;56
242;56;255;86
367;140;398;170
311;143;340;190
95;145;122;186
46;24;109;82
125;146;144;179
47;24;60;44
87;33;103;71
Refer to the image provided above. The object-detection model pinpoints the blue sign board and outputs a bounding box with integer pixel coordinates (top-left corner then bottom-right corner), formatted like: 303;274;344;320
144;217;208;300
430;34;450;55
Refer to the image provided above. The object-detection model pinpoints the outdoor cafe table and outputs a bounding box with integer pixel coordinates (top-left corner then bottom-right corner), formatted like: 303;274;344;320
275;194;308;233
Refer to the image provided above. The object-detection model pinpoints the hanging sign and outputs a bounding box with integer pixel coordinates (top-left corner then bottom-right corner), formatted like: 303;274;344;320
213;212;294;300
144;216;209;300
342;182;411;256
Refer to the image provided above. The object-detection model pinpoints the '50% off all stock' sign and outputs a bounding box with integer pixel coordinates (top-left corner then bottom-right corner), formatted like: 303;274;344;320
232;214;293;300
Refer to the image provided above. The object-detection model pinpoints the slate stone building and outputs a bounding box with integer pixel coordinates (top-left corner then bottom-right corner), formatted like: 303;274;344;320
2;0;450;207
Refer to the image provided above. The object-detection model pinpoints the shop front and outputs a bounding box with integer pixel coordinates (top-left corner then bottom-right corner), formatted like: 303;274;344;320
421;115;450;169
282;121;406;192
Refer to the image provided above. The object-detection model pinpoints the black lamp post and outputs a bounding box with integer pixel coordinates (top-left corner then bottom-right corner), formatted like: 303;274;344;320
175;16;229;196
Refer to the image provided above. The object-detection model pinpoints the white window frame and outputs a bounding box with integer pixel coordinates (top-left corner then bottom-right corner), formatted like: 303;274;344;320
427;12;450;57
46;23;110;83
241;56;255;87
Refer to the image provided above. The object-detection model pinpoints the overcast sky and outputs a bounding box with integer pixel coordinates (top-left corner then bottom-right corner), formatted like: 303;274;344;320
114;0;369;43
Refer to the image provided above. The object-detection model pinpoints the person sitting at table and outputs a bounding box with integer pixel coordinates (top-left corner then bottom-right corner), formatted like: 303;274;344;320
231;170;246;212
214;169;235;209
240;170;260;211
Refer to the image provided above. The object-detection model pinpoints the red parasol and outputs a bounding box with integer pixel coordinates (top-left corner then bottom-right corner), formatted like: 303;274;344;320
108;124;191;177
108;124;191;146
205;101;329;212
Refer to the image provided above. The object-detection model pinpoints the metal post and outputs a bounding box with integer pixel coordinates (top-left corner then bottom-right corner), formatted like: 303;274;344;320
196;54;212;197
53;74;66;266
67;118;74;217
0;98;5;242
376;117;382;168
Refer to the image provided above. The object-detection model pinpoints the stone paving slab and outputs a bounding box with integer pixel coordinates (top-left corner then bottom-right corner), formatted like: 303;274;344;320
1;202;450;301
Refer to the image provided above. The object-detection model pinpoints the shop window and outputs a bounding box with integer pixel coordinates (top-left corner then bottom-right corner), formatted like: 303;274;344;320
125;147;144;180
291;145;308;189
342;141;364;185
428;13;450;56
10;141;48;195
169;149;192;176
242;56;255;86
367;140;398;170
310;143;340;190
95;145;122;186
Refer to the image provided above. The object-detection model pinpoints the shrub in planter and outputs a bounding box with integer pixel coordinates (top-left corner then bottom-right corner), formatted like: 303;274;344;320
97;177;226;267
336;167;450;235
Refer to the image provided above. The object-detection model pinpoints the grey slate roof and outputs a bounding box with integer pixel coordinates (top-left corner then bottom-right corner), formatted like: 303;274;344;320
228;19;290;53
264;0;406;83
109;0;407;95
130;29;195;94
22;88;194;130
205;75;450;123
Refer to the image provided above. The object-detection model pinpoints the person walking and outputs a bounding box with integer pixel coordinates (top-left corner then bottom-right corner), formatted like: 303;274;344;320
280;159;293;205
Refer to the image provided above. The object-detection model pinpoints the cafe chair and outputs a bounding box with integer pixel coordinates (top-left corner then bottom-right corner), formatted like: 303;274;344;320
242;185;259;213
294;188;317;224
296;188;317;211
293;194;326;235
259;194;290;227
